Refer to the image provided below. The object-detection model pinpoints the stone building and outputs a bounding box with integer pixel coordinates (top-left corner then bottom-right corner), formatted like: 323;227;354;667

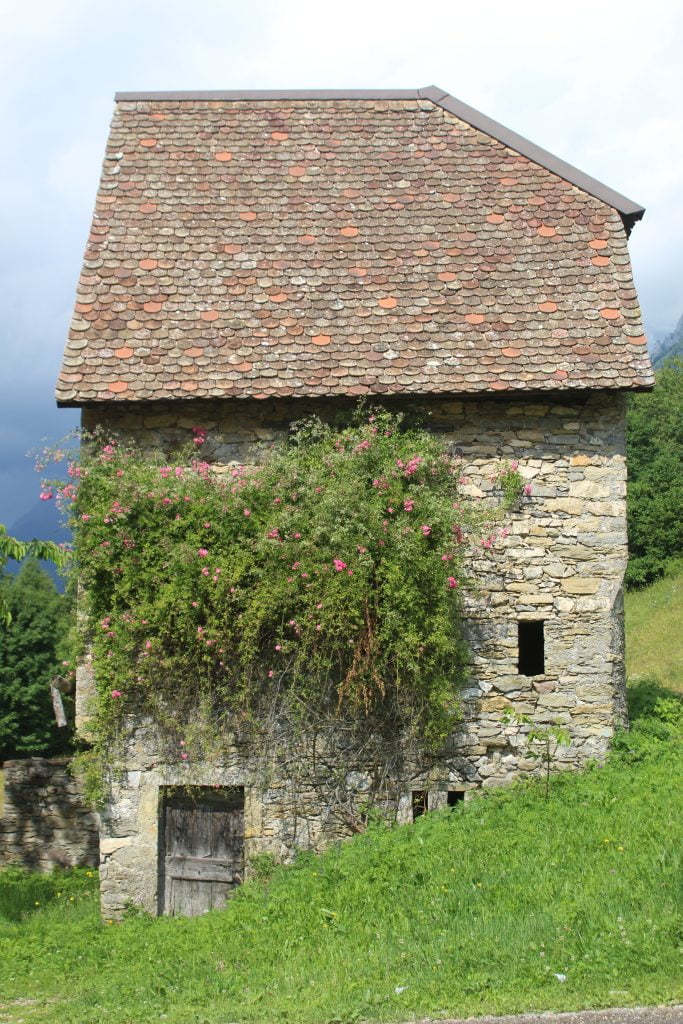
57;87;653;917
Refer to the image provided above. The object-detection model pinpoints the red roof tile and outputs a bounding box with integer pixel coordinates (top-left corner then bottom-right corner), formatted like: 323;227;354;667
56;88;653;405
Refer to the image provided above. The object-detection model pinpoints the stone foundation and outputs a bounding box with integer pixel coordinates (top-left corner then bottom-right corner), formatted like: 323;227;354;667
81;391;628;916
0;758;99;871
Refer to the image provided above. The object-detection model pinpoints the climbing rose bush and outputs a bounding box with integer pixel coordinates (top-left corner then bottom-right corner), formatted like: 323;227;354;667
58;408;522;758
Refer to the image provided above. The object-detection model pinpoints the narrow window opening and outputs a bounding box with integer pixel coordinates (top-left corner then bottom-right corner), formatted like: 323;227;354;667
518;620;545;676
447;790;465;807
411;790;428;819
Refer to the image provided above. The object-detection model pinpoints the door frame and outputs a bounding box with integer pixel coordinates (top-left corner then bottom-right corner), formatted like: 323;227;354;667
157;784;245;916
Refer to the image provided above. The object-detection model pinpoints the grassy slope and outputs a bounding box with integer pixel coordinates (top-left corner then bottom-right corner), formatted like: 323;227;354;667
1;575;682;1024
1;692;681;1024
625;563;683;692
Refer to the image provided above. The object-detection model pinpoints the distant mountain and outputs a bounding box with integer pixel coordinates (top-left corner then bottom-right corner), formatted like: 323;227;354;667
9;499;70;546
651;313;683;367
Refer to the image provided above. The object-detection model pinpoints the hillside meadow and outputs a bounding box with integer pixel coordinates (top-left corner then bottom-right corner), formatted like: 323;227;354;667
1;673;681;1024
625;563;683;693
0;566;681;1024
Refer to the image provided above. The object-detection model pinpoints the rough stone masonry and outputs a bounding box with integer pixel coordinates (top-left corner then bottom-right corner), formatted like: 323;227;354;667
77;390;628;917
0;758;99;871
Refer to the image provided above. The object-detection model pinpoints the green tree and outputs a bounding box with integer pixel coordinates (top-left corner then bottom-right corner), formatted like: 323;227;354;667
0;524;67;625
0;559;73;760
627;357;683;587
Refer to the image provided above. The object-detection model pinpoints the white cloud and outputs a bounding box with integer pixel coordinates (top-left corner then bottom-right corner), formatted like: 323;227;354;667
1;0;682;522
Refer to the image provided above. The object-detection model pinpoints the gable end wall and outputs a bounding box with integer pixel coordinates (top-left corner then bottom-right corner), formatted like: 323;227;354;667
79;391;628;916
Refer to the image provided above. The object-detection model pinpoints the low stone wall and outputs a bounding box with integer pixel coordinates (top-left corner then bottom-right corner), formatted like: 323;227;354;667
0;758;99;871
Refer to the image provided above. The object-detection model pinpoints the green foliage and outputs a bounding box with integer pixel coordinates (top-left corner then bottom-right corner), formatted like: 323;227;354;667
627;357;683;587
501;706;571;799
58;408;521;785
612;678;683;759
0;687;680;1023
0;524;67;626
0;867;96;924
0;560;73;760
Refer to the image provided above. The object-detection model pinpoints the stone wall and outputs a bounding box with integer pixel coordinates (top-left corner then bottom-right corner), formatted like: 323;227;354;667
0;758;99;871
80;391;628;915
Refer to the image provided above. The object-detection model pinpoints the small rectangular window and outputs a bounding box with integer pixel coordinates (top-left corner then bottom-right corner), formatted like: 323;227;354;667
447;790;465;807
411;791;428;819
518;620;545;676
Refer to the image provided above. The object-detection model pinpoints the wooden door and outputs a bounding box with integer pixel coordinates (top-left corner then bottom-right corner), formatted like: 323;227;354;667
160;787;244;916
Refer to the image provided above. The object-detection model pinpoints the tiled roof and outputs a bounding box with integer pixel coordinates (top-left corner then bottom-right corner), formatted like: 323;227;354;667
56;87;654;404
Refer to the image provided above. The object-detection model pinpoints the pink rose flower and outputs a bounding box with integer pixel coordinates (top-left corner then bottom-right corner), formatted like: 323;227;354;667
421;524;431;536
333;559;347;572
447;577;459;589
111;690;122;699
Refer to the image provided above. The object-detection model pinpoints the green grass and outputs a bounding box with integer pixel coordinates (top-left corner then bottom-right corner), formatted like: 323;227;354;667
626;562;683;692
1;686;681;1024
2;573;681;1024
0;866;95;923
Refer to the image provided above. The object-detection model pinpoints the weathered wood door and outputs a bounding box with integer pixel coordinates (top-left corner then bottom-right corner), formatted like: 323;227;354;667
160;787;244;916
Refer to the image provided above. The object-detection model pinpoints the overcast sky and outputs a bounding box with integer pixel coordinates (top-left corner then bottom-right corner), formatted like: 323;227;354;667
1;0;681;532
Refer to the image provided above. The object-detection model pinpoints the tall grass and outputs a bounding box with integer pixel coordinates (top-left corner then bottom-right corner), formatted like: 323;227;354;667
626;563;683;692
0;866;95;923
1;684;681;1024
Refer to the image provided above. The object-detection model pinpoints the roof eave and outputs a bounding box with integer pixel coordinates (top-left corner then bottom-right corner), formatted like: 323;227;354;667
56;381;655;410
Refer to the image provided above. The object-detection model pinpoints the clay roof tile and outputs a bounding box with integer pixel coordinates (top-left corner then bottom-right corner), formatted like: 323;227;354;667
56;87;652;405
